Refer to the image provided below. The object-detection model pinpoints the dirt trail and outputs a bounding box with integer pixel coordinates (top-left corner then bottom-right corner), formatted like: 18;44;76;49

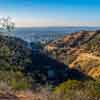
79;53;100;60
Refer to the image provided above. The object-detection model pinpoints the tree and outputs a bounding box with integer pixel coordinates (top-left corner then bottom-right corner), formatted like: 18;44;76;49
0;16;15;32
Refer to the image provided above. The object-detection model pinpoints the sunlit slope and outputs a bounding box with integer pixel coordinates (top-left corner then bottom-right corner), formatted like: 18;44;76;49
45;30;100;80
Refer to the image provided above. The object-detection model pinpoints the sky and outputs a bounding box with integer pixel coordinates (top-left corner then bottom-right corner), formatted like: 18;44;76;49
0;0;100;27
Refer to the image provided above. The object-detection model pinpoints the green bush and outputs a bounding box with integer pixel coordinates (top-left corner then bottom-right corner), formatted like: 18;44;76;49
53;80;100;100
11;79;31;90
0;46;11;57
0;71;32;90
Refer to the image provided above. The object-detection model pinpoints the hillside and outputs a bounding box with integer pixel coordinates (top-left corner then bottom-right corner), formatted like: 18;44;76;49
0;34;80;89
45;30;100;80
0;35;33;90
69;53;100;80
0;32;100;99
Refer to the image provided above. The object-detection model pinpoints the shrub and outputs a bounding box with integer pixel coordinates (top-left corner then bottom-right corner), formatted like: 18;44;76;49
11;79;31;90
0;46;11;57
0;71;32;90
52;79;100;100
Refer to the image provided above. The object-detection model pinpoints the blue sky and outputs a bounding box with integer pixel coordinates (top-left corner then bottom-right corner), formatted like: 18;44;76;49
0;0;100;27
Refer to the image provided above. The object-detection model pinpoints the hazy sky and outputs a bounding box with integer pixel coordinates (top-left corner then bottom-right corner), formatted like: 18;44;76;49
0;0;100;27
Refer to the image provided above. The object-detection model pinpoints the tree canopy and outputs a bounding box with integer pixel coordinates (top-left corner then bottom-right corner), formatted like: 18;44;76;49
0;16;15;32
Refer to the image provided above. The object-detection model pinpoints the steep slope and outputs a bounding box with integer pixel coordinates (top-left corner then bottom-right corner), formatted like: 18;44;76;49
0;35;32;69
69;53;100;80
45;30;100;80
45;31;98;64
0;35;33;90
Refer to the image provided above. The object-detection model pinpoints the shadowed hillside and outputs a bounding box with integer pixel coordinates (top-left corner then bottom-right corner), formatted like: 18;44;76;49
30;51;89;85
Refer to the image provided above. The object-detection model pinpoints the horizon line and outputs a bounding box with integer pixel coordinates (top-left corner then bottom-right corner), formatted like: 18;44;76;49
15;26;100;28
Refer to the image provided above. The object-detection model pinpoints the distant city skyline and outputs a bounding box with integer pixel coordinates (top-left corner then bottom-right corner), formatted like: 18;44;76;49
0;0;100;27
